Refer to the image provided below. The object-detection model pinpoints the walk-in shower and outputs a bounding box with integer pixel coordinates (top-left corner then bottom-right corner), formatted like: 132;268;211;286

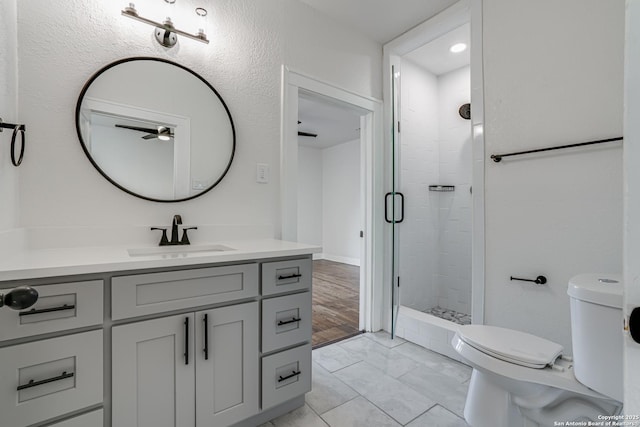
398;48;472;325
387;14;476;359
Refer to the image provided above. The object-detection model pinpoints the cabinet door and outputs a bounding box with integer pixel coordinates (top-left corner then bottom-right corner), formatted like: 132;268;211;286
195;302;259;427
112;314;195;427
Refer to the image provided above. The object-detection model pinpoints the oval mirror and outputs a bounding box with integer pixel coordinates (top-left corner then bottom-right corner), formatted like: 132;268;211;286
75;57;235;202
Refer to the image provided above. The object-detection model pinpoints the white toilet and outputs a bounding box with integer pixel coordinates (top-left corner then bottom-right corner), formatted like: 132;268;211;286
451;274;623;427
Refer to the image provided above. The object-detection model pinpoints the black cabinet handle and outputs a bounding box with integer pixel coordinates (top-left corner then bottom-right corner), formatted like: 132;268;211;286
19;304;75;317
278;370;301;382
278;274;302;280
184;317;189;365
203;313;209;360
277;317;302;326
17;371;74;391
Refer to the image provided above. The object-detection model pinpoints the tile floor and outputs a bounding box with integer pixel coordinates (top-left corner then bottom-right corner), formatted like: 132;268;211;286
261;332;471;427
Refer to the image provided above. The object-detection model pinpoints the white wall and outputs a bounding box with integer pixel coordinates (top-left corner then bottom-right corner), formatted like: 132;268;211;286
483;0;624;351
297;146;323;246
398;60;440;311
322;139;361;264
11;0;381;238
0;0;18;232
436;65;472;315
624;0;640;413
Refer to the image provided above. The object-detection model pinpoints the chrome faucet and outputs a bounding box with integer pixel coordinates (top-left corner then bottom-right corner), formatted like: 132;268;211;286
151;214;197;246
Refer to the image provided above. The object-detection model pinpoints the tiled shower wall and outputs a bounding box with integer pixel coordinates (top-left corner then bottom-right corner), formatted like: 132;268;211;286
398;60;440;312
399;61;471;316
435;66;472;315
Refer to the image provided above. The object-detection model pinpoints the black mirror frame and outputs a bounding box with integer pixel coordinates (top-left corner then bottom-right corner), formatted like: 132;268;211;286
75;57;236;203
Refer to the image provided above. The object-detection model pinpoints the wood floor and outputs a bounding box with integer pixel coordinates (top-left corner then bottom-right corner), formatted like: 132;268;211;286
312;259;361;348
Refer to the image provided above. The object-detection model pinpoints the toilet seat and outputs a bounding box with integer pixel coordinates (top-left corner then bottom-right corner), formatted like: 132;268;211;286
452;328;606;399
457;325;563;368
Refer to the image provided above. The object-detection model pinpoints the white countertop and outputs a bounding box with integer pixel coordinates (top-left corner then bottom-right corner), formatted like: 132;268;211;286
0;239;321;282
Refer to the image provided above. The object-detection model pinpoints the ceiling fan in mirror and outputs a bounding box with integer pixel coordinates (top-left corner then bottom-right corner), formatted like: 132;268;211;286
115;124;174;140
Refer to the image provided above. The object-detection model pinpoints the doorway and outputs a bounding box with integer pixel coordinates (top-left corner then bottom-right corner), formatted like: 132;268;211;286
296;92;363;347
280;67;385;341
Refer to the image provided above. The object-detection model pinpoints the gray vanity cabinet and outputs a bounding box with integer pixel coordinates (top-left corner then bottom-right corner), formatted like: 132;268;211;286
112;302;259;427
0;252;313;427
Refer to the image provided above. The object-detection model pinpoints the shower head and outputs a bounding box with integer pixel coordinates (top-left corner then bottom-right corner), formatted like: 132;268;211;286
459;103;471;120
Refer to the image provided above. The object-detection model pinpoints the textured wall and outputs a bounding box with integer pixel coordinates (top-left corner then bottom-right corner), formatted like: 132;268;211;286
483;0;624;350
14;0;381;237
0;0;18;231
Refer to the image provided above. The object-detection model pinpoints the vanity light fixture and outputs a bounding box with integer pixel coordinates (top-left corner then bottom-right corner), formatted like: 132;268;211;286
122;2;209;48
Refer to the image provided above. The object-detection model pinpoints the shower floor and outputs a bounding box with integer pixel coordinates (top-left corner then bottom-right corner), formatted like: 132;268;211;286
423;306;471;325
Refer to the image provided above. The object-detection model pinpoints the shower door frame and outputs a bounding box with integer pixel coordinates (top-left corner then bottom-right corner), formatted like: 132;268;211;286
383;0;485;334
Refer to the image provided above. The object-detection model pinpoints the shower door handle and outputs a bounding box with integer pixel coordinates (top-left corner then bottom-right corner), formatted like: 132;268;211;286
385;192;405;223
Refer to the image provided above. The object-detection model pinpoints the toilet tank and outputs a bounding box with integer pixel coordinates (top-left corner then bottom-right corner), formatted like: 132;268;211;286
568;274;623;402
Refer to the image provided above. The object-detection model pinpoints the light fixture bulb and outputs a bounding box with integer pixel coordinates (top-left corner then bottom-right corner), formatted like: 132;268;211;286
164;0;176;23
157;126;171;141
195;7;208;39
450;43;467;53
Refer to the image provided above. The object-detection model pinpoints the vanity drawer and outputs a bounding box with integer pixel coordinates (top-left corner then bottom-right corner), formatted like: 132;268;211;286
112;263;259;320
47;409;103;427
0;330;103;427
262;292;311;353
0;280;103;342
261;343;311;410
261;258;311;296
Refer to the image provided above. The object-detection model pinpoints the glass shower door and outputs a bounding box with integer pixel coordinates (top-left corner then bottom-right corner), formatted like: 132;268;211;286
386;65;403;338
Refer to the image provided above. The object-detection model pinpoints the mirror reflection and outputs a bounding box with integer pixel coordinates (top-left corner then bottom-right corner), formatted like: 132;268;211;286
76;57;235;202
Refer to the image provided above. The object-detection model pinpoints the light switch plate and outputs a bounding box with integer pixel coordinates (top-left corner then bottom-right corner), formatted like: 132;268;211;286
257;163;269;183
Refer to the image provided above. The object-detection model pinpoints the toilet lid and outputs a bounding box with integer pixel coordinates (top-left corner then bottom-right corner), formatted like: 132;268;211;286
457;325;564;369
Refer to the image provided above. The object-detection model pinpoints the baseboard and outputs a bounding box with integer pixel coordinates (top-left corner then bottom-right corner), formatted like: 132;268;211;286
321;253;360;267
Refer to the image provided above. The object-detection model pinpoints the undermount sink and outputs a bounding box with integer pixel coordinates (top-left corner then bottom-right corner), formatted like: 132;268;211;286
127;244;235;257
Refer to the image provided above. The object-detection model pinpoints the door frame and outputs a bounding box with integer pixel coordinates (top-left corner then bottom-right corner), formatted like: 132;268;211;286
382;0;485;330
623;0;640;412
280;66;384;332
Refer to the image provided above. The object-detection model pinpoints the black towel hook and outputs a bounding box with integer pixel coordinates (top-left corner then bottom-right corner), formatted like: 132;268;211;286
0;118;26;167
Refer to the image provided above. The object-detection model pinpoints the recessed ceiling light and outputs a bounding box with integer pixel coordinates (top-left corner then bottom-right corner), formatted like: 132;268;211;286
450;43;467;53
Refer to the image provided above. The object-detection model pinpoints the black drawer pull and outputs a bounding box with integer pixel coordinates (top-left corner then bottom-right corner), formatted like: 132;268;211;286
277;274;302;280
19;304;75;317
184;317;190;365
17;371;74;391
278;370;301;382
203;313;209;361
277;317;302;326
